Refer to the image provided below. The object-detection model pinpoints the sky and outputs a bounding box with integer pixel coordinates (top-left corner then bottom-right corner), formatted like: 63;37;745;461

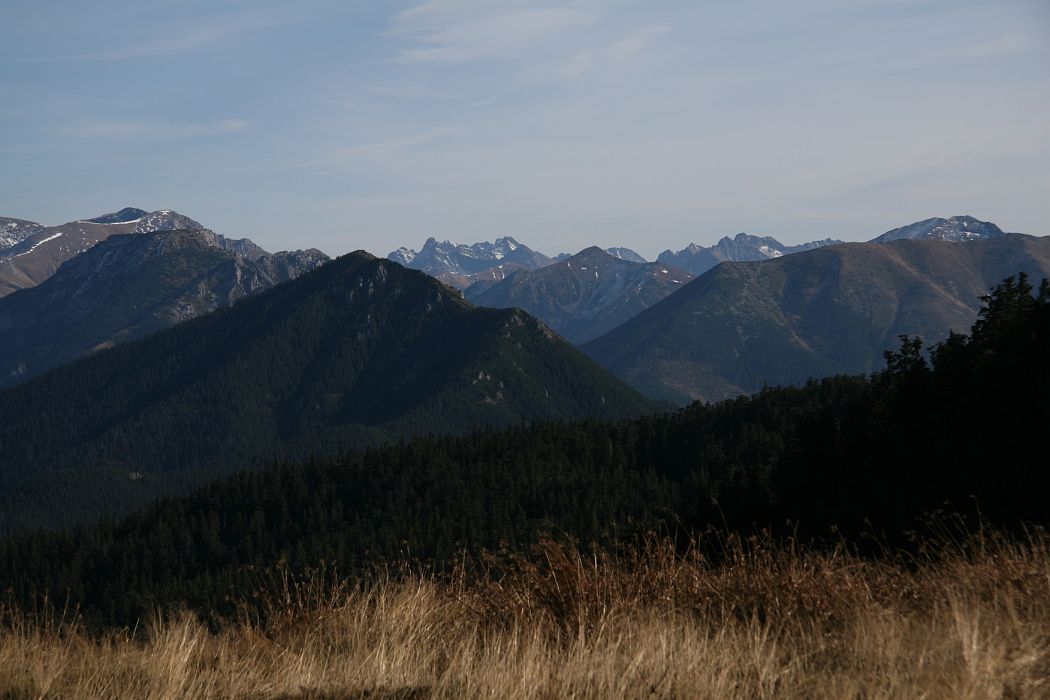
1;0;1048;260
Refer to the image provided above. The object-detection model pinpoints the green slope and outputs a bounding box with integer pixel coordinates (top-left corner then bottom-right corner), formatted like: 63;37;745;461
583;235;1050;404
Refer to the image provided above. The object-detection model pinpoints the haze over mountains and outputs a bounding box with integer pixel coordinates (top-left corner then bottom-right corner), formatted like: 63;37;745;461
466;247;694;344
657;233;844;276
3;207;1034;411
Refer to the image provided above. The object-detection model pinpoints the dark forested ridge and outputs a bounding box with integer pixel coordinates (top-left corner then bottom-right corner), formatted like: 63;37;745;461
2;275;1046;626
0;252;654;534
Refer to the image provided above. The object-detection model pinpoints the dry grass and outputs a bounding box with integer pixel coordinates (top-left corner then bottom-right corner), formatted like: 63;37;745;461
1;530;1048;699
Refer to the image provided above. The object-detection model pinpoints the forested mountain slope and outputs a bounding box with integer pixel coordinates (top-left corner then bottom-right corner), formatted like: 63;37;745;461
583;234;1050;404
0;252;653;533
1;274;1046;626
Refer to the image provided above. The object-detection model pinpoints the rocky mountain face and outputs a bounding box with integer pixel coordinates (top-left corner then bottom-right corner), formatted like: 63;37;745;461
870;215;1008;243
388;236;553;289
0;229;328;388
0;208;205;297
0;217;45;251
606;247;647;263
584;233;1050;405
0;251;654;531
657;234;843;276
466;247;693;344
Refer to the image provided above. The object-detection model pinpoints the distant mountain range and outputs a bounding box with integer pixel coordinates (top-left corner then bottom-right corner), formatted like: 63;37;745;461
0;208;204;297
466;247;693;344
583;232;1050;404
388;236;553;289
0;251;654;533
0;228;327;388
657;233;843;276
388;238;670;290
388;233;840;293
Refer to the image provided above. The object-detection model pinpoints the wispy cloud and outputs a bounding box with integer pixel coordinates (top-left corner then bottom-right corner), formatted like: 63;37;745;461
15;5;286;64
608;24;669;63
302;131;440;170
61;120;250;140
927;33;1029;60
389;0;593;64
519;23;669;83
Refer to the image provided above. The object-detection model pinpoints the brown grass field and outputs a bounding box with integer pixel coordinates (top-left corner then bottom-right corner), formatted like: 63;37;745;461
1;529;1048;699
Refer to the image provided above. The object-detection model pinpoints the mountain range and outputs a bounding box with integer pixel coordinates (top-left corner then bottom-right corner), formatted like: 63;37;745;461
583;232;1050;404
0;227;327;388
0;251;654;533
465;246;694;344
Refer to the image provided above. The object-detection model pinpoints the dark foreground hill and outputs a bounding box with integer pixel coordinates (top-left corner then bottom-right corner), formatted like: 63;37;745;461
1;274;1046;625
0;252;653;533
0;229;327;388
583;234;1050;403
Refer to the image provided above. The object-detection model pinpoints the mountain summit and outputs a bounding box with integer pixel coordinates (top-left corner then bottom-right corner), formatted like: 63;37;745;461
870;215;1006;243
85;207;151;224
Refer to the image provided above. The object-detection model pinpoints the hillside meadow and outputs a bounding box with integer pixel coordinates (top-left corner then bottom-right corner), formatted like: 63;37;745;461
1;529;1047;699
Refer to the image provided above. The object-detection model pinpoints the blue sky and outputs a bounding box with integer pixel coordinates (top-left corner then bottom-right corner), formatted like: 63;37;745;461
2;0;1047;259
